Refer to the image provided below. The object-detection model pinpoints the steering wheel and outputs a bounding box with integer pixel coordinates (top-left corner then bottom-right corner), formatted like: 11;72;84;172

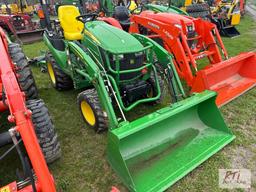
76;13;98;23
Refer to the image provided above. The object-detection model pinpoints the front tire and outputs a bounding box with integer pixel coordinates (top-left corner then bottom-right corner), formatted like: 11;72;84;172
77;89;108;133
27;99;61;164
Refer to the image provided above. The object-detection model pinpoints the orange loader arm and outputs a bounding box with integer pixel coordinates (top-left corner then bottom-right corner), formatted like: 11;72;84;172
0;28;56;192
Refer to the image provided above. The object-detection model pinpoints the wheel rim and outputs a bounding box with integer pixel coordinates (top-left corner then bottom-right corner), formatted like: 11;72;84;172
47;62;56;85
80;101;96;126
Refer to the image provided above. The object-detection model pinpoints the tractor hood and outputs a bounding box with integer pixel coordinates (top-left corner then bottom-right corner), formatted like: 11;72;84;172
140;11;193;26
84;21;144;54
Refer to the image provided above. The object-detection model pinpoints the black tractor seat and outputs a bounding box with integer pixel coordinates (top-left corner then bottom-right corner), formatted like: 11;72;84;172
113;6;131;31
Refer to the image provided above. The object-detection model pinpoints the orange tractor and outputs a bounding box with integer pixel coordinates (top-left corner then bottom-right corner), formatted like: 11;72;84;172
0;28;60;192
98;4;256;106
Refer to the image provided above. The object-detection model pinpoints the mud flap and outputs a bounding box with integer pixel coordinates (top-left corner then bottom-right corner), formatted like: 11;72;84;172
192;52;256;106
16;29;44;44
107;91;234;192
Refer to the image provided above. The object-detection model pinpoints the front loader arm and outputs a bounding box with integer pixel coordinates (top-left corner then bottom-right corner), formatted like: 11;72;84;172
132;33;186;100
129;15;195;85
0;29;56;192
130;15;228;84
68;42;119;128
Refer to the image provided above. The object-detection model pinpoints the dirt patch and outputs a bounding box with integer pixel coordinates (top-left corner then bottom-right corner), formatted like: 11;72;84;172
238;118;256;139
228;146;254;168
226;145;256;191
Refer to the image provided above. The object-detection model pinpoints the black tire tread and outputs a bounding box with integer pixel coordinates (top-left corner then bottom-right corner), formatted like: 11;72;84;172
186;3;210;13
78;89;108;133
46;52;73;90
27;99;61;164
8;43;38;99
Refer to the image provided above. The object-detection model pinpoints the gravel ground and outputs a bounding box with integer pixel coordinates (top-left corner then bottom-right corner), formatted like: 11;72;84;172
246;1;256;20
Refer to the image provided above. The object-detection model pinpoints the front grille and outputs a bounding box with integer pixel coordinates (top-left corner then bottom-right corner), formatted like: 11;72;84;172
110;53;145;81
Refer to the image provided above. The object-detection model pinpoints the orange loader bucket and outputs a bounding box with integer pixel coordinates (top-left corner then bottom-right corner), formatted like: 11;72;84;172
192;52;256;106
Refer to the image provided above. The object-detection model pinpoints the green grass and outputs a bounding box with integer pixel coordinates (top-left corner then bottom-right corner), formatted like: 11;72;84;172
22;41;48;58
1;16;256;191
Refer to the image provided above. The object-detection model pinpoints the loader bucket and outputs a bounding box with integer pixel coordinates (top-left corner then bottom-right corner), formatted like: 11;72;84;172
192;52;256;106
107;90;234;192
16;29;44;44
220;26;240;38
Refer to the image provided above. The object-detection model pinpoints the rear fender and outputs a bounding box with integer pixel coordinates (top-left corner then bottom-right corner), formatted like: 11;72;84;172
43;32;68;73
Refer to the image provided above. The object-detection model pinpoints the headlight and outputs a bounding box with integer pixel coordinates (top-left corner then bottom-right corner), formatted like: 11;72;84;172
135;52;143;57
187;25;194;32
118;54;124;60
112;54;124;61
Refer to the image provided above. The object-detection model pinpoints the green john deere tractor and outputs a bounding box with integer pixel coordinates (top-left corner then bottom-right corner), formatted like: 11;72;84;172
140;0;188;15
42;4;235;192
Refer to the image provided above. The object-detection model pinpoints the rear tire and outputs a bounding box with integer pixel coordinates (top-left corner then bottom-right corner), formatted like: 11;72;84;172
27;99;61;164
186;3;210;13
186;3;211;19
46;52;73;90
78;89;108;133
8;43;38;99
